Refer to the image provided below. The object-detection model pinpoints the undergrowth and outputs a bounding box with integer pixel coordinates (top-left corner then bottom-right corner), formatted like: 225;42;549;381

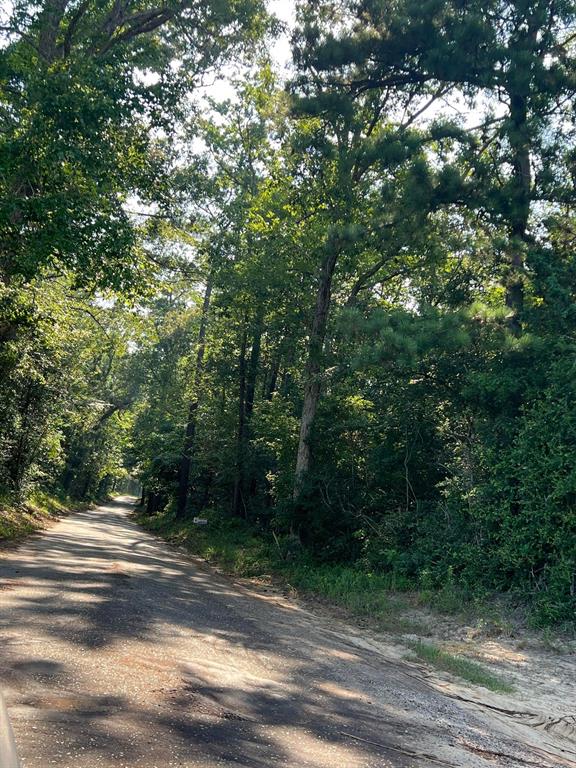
138;505;575;642
139;507;574;691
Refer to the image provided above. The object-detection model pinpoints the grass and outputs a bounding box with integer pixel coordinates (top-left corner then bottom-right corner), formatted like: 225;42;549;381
140;507;275;575
0;490;84;542
410;640;514;693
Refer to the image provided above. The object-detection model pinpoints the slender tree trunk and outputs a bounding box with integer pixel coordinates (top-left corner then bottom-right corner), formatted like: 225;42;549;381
265;356;280;400
506;15;535;336
293;245;339;499
245;309;263;421
8;381;35;497
506;92;531;335
80;468;92;500
175;275;213;519
232;326;248;517
244;309;264;502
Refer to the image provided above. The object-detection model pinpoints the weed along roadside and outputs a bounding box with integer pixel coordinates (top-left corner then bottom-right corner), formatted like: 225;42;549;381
409;641;514;694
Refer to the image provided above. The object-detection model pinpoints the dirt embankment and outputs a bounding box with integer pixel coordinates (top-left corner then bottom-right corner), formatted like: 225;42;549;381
250;578;576;768
0;493;93;546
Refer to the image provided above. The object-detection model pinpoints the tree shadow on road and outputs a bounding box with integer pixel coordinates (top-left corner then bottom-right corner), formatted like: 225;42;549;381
0;499;498;767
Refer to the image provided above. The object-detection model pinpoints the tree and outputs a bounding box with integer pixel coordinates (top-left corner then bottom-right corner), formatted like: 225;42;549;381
3;0;576;627
294;0;576;332
0;0;270;312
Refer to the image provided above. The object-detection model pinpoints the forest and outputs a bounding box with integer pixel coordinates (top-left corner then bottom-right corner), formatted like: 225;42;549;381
1;0;575;629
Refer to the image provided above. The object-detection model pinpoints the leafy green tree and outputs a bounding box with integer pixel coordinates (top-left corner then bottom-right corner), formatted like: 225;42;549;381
0;0;268;284
3;0;576;628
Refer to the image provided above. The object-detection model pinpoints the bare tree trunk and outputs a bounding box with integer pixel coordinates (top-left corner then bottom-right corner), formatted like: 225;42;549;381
243;310;264;503
175;275;213;519
293;246;339;499
37;0;69;61
506;91;531;336
232;326;248;517
245;309;263;422
505;9;536;336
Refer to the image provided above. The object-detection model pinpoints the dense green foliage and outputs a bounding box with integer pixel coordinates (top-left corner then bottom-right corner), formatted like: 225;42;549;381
1;0;576;628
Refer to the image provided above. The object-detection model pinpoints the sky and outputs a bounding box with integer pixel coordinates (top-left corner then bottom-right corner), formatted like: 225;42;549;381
268;0;297;70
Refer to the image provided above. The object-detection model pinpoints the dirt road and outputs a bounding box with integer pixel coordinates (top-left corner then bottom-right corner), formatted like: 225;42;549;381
0;498;570;767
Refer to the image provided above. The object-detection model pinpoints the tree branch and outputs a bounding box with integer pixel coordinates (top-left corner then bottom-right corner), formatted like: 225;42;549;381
95;5;179;56
60;0;92;57
346;260;407;306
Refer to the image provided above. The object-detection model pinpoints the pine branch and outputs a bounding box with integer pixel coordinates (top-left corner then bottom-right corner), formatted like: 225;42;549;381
346;260;407;306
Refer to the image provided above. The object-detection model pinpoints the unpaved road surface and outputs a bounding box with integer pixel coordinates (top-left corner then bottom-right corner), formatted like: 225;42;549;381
0;498;571;768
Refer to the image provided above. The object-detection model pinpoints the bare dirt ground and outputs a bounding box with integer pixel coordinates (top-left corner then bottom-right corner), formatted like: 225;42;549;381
281;583;576;766
396;612;576;760
0;497;574;768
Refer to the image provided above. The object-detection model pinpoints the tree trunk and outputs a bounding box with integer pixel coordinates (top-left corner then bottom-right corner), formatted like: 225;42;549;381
175;276;213;519
265;356;280;400
293;245;339;499
244;310;264;503
38;0;69;61
505;19;534;336
147;492;158;515
506;93;531;334
232;326;248;517
245;309;263;422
